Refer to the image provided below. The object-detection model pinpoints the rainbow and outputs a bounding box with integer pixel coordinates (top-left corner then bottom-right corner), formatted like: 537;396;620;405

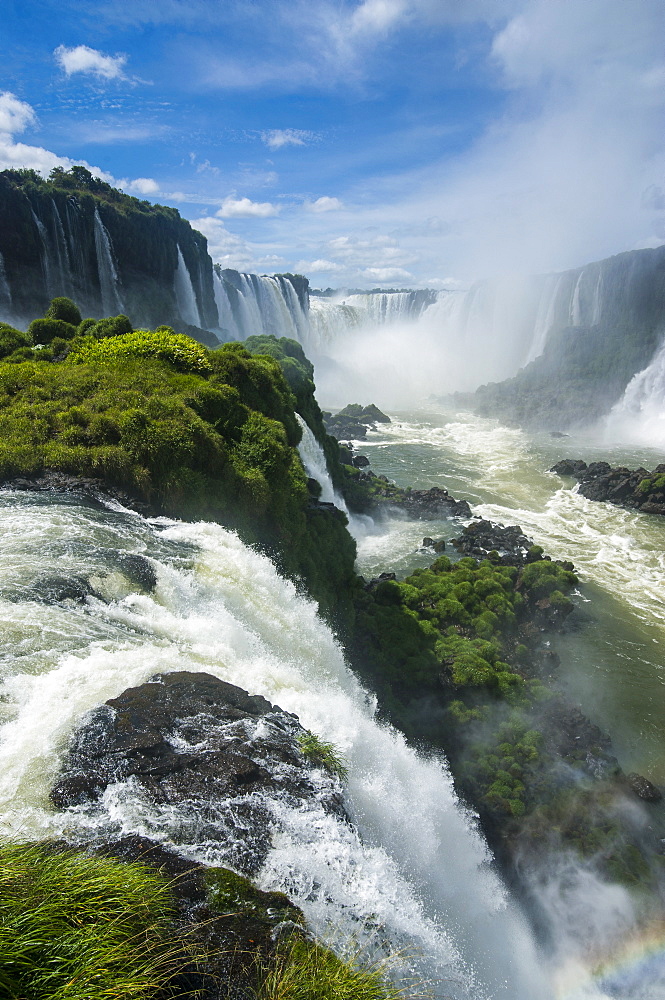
554;921;665;998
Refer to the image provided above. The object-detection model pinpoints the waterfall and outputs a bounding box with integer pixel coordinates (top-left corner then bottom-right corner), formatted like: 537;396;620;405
174;245;202;327
604;336;665;446
296;414;347;509
50;199;73;297
0;488;554;999
31;208;57;297
0;251;11;313
93;208;123;315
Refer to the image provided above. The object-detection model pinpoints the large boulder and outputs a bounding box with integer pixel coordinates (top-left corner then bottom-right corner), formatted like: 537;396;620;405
52;672;346;873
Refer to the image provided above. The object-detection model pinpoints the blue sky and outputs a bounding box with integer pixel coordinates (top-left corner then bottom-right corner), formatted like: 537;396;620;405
1;0;664;287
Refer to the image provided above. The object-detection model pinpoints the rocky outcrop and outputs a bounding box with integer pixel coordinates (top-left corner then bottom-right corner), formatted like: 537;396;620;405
52;672;347;874
550;460;665;515
322;403;390;440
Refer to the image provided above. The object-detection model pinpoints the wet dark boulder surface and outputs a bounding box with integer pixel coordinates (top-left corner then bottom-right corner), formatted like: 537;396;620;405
52;671;347;875
550;459;665;516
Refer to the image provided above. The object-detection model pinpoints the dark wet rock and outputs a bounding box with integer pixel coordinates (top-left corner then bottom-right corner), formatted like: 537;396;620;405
550;459;588;477
451;518;532;566
1;470;154;515
365;571;397;592
323;402;391;440
550;431;569;438
52;672;347;874
351;454;370;468
550;459;665;516
626;773;663;802
400;487;471;519
28;573;97;604
422;537;446;552
112;552;158;592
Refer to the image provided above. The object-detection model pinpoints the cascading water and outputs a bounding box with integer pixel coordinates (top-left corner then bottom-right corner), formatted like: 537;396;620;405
0;487;559;999
174;245;202;328
0;251;11;313
50;199;74;298
296;414;345;508
31;207;57;297
93;207;123;315
604;337;665;446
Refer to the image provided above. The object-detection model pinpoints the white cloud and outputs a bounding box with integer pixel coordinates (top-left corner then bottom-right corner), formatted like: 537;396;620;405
0;92;36;135
194;215;287;272
261;129;314;150
55;45;128;81
306;196;344;213
361;266;415;283
295;258;344;273
123;177;160;195
216;196;280;218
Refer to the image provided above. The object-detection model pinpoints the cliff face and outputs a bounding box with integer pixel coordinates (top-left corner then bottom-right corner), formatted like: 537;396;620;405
0;168;218;337
471;244;665;429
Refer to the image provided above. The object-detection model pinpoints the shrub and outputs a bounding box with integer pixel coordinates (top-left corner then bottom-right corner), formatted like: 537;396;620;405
0;323;30;359
29;317;77;345
45;296;82;326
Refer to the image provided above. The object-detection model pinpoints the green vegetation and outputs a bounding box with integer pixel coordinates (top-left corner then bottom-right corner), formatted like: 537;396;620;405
638;474;665;494
0;842;185;1000
258;937;410;1000
67;328;213;374
297;731;349;780
0;302;357;621
353;554;576;703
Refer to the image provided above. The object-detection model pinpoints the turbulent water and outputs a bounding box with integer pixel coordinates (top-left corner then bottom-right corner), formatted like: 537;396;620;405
0;488;556;1000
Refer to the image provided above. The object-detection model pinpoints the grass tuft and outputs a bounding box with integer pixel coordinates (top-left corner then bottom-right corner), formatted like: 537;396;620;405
258;937;414;1000
297;731;348;780
0;842;193;1000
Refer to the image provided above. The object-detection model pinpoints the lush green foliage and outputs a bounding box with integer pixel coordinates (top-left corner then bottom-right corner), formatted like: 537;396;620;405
354;555;576;701
0;307;356;620
0;322;30;359
298;731;348;779
67;328;213;374
29;317;78;345
46;297;82;326
0;843;185;1000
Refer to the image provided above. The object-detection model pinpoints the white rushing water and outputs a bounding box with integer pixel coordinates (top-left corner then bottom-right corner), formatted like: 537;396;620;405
93;207;123;315
174;245;202;328
604;337;665;448
296;414;345;508
0;487;561;1000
